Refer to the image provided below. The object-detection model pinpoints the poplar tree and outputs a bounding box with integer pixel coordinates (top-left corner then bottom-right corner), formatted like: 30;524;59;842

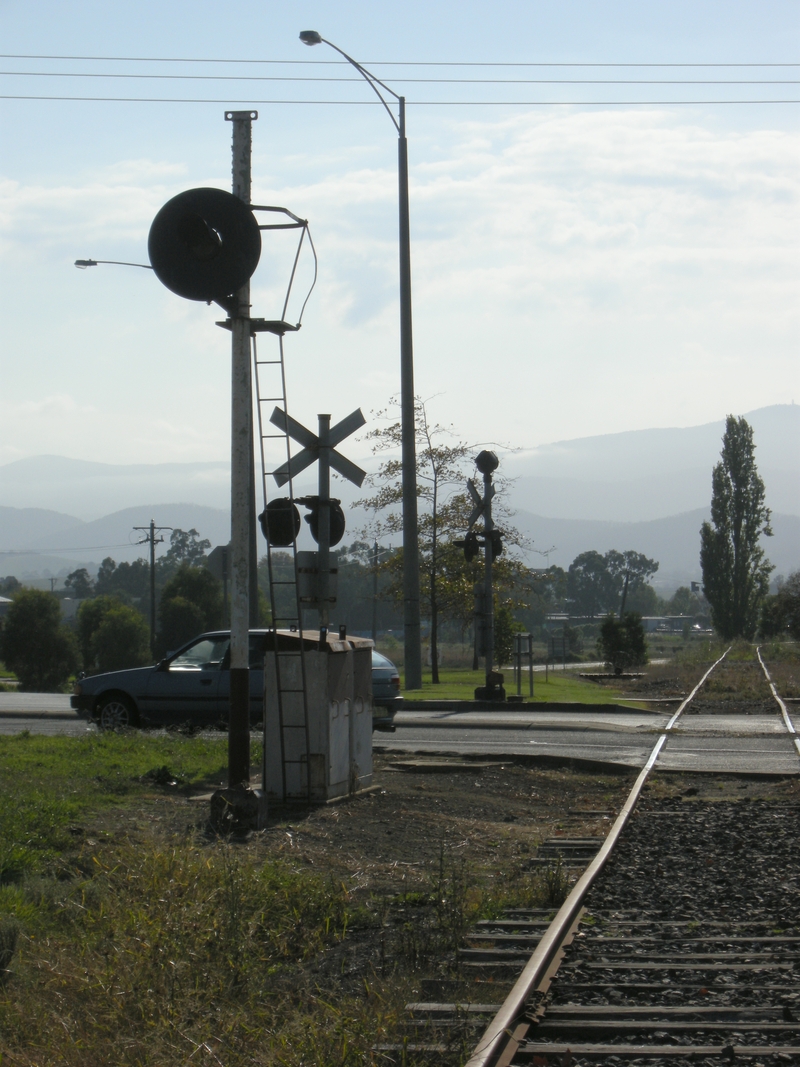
700;415;773;640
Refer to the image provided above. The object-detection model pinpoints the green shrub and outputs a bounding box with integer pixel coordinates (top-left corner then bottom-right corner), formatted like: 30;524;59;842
157;596;205;655
158;565;223;654
93;605;151;673
78;596;151;673
0;589;79;691
597;612;648;674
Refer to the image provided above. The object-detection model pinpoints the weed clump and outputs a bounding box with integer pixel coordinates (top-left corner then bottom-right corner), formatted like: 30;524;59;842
542;857;570;907
0;917;19;978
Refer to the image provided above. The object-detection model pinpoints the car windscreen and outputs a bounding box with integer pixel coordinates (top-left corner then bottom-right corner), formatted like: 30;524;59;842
372;651;395;670
170;637;230;671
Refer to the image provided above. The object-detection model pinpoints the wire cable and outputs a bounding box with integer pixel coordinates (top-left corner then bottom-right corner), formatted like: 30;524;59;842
2;94;797;104
1;53;798;67
2;70;799;84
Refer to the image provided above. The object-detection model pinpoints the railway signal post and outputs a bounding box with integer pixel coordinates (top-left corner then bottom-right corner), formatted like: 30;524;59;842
456;450;506;701
270;405;366;629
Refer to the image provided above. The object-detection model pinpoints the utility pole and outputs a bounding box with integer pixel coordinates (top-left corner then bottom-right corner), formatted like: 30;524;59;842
227;109;256;789
372;539;379;645
133;519;171;656
397;95;422;691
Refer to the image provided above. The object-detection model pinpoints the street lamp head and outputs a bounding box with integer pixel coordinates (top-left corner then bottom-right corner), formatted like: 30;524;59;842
299;30;322;45
74;259;97;268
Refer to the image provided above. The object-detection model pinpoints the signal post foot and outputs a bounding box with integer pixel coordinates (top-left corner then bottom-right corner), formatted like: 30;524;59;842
209;785;268;834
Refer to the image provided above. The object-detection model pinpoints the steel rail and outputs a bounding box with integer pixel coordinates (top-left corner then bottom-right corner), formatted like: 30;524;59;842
756;646;800;759
465;645;731;1067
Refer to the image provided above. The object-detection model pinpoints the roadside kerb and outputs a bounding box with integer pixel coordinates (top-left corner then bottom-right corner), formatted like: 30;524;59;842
395;703;667;734
0;693;79;719
398;700;660;714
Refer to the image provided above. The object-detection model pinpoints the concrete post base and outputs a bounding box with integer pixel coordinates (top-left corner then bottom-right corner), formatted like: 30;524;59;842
209;786;268;834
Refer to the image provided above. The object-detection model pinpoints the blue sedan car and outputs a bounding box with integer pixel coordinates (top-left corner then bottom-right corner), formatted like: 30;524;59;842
371;650;402;731
72;631;269;729
72;630;401;731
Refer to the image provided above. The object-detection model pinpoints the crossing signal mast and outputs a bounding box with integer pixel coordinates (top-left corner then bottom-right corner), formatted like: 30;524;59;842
259;405;366;640
454;450;505;702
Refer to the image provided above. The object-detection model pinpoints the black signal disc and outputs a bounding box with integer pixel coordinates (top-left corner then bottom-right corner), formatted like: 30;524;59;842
259;499;302;547
148;187;261;302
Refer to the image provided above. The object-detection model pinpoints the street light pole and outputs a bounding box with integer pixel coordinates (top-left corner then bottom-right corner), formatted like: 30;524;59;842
299;31;422;689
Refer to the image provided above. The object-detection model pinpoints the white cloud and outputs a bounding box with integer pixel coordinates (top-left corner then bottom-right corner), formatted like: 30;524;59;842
1;107;798;464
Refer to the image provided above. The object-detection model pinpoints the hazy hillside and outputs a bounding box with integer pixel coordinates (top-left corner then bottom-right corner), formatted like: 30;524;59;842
25;504;231;556
1;404;796;588
504;404;800;521
1;405;796;524
0;455;230;519
0;505;83;545
0;504;230;582
2;500;796;595
513;508;800;591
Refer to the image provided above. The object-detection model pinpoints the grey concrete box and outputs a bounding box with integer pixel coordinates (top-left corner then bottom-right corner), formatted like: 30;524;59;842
263;633;373;802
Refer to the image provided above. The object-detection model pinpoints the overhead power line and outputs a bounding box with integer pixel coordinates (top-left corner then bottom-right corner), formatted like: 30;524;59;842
2;70;798;84
2;95;798;105
1;53;798;67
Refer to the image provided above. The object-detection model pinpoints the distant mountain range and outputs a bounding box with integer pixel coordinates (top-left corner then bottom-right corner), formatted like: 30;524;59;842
511;508;799;590
502;404;800;522
0;455;230;520
1;405;796;590
0;504;229;584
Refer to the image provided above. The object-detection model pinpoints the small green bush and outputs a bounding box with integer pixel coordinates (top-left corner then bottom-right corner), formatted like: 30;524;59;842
597;612;648;674
93;605;151;673
0;589;78;691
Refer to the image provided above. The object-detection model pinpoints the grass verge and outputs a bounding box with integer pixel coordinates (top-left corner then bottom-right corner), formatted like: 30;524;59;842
0;735;585;1066
0;732;236;885
401;667;630;704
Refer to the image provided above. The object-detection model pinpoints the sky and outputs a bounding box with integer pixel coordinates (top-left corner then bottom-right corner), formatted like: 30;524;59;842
1;0;798;475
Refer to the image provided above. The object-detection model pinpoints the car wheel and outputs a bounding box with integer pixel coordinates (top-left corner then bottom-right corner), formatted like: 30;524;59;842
98;694;138;730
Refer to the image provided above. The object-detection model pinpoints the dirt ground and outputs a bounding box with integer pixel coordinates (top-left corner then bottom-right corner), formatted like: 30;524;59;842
88;751;800;905
185;756;635;900
77;755;639;939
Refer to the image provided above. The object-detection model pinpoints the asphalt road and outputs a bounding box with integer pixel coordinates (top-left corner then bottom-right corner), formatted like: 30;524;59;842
378;706;800;775
1;694;798;774
0;692;90;736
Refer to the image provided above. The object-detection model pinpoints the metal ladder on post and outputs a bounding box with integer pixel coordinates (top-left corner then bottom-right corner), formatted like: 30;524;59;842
248;207;318;803
253;327;312;802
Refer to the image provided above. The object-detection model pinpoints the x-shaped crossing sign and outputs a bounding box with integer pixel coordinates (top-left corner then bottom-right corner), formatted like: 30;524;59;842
466;477;495;530
270;407;367;488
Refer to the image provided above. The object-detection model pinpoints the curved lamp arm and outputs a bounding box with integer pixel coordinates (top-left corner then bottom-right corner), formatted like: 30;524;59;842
299;30;402;135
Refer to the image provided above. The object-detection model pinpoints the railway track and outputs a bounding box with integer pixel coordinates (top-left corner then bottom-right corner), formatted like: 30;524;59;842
381;647;800;1066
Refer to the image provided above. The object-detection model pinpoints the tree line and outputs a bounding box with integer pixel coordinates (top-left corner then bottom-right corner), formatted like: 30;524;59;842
1;408;795;692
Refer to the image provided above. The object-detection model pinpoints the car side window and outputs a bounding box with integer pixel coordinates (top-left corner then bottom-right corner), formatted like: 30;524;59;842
249;635;267;669
170;637;230;671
